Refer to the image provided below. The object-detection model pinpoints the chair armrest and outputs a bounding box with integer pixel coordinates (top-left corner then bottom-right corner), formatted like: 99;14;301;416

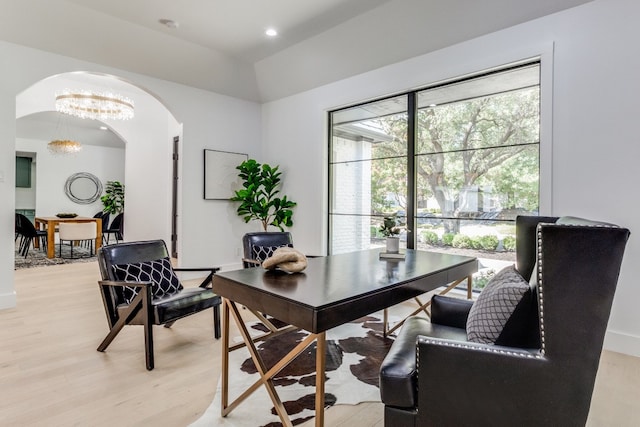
430;295;473;328
172;267;220;273
99;280;151;289
242;258;262;269
172;267;220;288
416;336;545;425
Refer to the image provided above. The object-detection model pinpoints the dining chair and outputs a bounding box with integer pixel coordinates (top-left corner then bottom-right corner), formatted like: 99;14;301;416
59;222;97;258
15;213;47;258
104;212;123;244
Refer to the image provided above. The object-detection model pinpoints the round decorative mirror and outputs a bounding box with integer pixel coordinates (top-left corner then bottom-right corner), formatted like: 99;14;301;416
64;172;103;204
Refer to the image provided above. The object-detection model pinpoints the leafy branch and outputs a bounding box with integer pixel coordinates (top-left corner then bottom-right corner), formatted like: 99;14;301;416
230;159;297;231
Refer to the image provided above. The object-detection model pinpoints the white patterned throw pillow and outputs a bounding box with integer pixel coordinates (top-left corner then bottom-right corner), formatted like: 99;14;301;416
112;257;183;304
466;265;529;344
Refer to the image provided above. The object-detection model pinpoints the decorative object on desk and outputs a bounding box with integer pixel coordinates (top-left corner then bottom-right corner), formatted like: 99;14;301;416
101;180;125;214
230;159;297;231
190;314;394;427
262;247;307;273
55;89;134;120
64;172;103;204
204;149;247;200
55;213;78;218
379;213;403;254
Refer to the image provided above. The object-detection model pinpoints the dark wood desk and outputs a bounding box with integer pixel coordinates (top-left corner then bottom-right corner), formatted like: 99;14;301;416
212;249;477;426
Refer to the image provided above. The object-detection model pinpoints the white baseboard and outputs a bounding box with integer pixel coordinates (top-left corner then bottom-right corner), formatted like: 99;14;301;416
0;291;17;310
604;329;640;358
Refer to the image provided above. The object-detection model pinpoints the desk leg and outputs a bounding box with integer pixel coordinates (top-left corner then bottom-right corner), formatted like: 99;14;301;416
315;332;326;427
221;298;230;414
221;299;325;426
384;276;472;336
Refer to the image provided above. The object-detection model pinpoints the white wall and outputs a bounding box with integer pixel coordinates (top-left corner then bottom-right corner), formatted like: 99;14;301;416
261;0;640;356
15;138;125;218
3;0;638;358
17;74;180;246
0;41;261;309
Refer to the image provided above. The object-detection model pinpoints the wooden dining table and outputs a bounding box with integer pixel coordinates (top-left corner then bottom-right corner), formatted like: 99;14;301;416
34;216;102;258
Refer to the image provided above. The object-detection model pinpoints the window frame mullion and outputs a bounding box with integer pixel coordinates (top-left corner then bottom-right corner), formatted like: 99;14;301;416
406;92;416;250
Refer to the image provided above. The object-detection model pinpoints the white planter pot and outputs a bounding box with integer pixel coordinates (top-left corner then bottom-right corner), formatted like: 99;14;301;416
386;236;400;254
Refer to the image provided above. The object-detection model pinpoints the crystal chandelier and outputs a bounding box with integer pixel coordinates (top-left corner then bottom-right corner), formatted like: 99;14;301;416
48;112;82;155
55;89;135;120
48;139;82;155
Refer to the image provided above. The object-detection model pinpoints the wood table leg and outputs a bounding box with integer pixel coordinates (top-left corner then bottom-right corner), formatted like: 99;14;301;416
47;220;55;258
315;332;326;427
95;218;102;252
221;299;326;426
384;276;470;336
221;298;230;414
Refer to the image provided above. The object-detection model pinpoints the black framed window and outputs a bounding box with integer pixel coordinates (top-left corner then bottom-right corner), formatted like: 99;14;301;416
329;62;540;289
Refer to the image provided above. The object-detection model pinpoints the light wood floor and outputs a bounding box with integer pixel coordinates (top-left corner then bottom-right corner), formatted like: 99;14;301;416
1;261;639;426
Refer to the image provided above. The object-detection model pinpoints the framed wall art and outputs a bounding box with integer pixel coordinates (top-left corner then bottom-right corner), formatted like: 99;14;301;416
203;149;247;200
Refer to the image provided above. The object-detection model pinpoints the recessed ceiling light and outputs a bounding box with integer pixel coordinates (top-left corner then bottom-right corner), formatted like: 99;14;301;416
265;28;278;37
99;126;108;131
159;18;179;29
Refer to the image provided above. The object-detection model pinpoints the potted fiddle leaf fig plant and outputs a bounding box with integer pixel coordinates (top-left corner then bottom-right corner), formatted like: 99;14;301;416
230;159;297;231
380;214;402;254
101;180;125;214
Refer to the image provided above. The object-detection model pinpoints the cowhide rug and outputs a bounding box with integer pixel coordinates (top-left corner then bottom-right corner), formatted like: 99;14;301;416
191;314;395;427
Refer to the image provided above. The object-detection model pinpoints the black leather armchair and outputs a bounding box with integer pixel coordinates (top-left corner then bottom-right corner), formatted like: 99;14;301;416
380;215;630;426
241;231;293;268
97;240;221;370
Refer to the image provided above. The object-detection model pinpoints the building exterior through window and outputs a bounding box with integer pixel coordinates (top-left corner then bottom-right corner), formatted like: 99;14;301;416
329;61;540;290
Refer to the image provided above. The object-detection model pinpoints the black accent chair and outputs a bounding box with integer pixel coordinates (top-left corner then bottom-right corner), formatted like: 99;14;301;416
241;231;293;268
97;240;222;370
15;213;47;258
379;215;630;427
104;212;124;244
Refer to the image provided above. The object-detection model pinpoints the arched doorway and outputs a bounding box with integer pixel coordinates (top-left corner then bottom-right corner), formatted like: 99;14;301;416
15;71;183;257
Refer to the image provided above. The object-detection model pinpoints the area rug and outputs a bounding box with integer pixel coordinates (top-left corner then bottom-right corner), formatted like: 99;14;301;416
191;314;395;427
14;242;97;269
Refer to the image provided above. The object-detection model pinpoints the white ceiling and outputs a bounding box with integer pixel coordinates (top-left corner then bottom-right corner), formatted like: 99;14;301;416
16;111;125;149
64;0;391;63
6;0;594;145
2;0;593;102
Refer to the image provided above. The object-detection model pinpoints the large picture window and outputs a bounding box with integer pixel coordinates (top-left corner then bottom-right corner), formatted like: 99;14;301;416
329;62;540;288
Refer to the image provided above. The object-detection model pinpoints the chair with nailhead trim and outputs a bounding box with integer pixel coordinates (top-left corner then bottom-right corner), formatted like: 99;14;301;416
379;215;630;427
